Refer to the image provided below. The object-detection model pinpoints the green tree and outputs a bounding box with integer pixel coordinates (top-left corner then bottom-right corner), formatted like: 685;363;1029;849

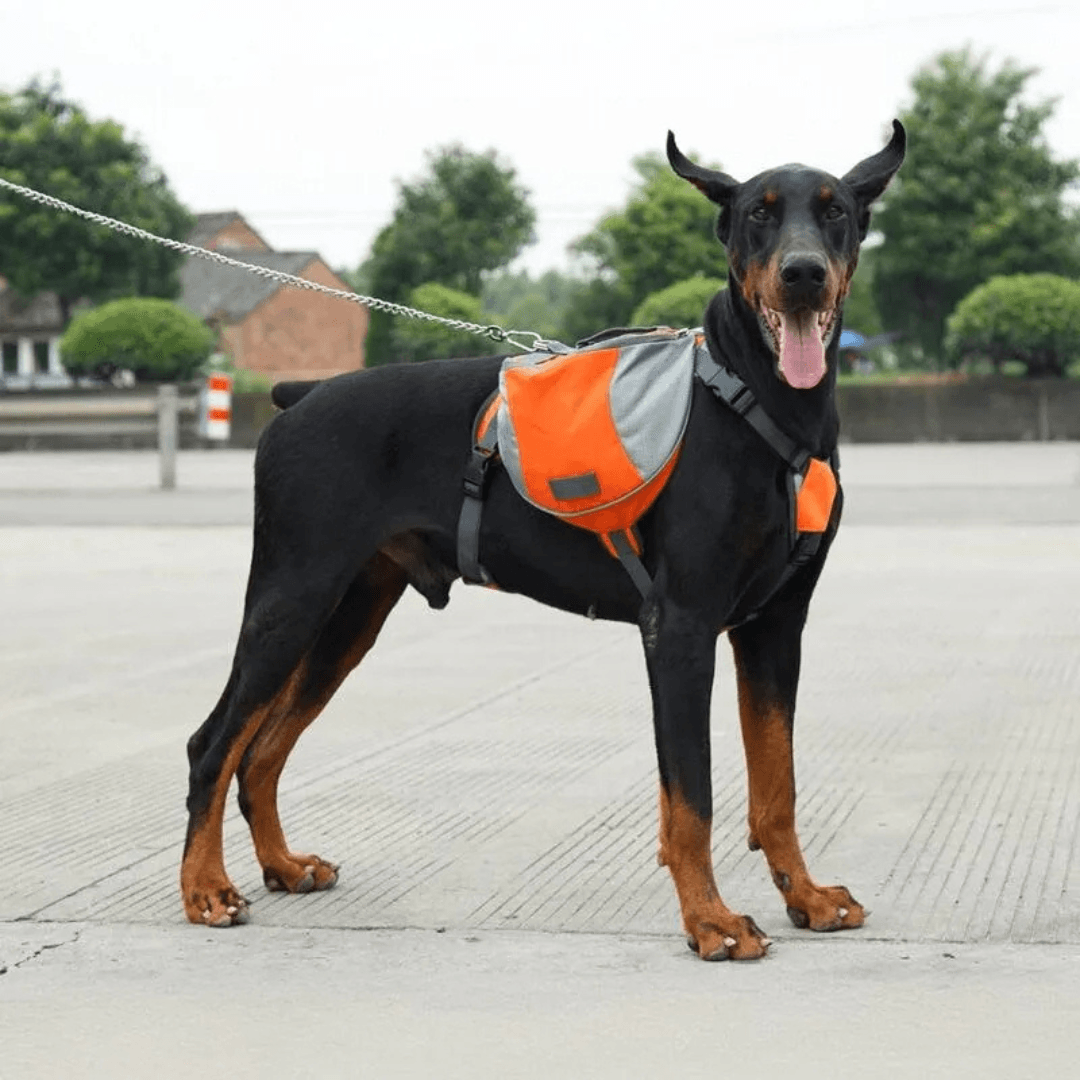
841;249;883;337
61;297;216;381
872;49;1080;364
481;268;586;344
945;273;1080;377
0;78;193;324
631;276;726;328
392;282;501;362
362;146;535;364
571;151;727;327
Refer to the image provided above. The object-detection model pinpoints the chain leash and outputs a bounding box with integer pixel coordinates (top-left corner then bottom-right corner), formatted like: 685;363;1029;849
0;175;549;353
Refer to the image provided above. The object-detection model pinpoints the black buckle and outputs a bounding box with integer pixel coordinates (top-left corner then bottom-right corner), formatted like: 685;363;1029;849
727;383;755;416
462;447;492;499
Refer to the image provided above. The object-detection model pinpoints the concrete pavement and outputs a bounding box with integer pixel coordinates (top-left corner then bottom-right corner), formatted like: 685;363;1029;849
1;444;1079;1077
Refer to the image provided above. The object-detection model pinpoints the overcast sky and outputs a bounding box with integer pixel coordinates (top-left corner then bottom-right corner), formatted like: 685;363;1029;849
5;1;1078;280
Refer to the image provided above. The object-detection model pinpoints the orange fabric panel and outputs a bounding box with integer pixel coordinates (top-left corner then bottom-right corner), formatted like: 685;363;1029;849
796;458;837;533
475;394;500;443
570;448;680;535
503;349;642;510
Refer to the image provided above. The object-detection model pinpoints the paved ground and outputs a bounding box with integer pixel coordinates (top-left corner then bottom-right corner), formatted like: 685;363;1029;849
1;445;1079;1077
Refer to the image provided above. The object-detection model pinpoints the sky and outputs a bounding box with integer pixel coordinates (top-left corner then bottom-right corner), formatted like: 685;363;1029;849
4;0;1079;281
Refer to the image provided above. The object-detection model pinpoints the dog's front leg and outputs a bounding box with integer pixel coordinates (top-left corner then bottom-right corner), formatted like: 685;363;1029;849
729;606;865;932
642;596;770;961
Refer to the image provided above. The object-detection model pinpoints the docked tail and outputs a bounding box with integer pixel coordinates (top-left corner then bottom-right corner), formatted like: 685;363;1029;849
271;380;322;410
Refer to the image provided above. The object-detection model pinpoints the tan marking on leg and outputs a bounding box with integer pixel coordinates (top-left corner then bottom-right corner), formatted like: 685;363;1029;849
734;649;865;932
660;788;770;961
242;554;407;892
180;705;272;926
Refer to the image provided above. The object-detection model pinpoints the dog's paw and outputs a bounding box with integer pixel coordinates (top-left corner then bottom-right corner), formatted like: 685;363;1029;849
184;884;250;928
785;884;864;932
685;913;771;961
262;853;339;894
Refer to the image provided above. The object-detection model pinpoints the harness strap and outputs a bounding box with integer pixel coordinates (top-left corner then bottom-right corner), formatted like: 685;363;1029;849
695;345;839;622
694;348;811;472
457;392;500;585
606;528;652;599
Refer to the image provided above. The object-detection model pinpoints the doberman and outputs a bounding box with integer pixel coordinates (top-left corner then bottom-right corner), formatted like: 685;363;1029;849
181;122;904;961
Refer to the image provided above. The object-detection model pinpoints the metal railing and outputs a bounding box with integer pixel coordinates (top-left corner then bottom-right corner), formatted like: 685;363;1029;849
0;385;196;488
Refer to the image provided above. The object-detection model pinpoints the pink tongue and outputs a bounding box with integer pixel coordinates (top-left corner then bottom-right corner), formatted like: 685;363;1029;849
778;311;826;389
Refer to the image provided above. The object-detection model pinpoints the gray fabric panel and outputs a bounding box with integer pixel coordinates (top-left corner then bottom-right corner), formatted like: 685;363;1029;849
608;336;697;478
548;472;601;501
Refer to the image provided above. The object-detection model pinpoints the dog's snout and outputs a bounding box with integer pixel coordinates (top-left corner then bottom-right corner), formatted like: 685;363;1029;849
780;256;827;288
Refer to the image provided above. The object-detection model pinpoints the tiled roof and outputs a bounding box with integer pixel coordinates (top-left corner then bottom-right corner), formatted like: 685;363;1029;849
186;211;269;250
179;250;318;322
0;286;64;333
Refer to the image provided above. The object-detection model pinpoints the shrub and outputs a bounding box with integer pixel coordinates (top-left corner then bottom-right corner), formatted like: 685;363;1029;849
391;282;501;361
631;276;726;329
61;298;216;381
946;274;1080;377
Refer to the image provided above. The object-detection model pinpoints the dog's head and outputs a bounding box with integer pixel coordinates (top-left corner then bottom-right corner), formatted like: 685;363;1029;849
667;122;905;389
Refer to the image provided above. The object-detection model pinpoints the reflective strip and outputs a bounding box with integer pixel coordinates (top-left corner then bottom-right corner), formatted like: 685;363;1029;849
548;471;600;501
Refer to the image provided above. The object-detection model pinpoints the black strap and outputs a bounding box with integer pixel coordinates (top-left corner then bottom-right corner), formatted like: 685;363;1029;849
694;347;811;473
607;529;652;598
457;396;500;585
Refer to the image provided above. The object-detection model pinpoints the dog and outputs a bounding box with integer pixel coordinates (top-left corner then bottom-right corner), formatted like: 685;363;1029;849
181;122;905;961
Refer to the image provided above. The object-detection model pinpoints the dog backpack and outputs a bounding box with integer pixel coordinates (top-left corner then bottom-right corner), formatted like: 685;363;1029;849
458;326;838;608
460;328;702;594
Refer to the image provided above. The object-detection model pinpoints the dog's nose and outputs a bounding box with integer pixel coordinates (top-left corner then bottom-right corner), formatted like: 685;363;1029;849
780;256;827;288
779;255;828;306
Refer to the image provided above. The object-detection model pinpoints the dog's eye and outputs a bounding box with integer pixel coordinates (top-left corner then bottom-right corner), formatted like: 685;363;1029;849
823;204;845;221
750;206;771;223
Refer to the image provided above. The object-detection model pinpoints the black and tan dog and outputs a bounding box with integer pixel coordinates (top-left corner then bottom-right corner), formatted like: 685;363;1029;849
181;122;904;960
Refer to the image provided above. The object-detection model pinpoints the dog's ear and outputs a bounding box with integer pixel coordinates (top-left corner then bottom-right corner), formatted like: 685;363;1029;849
667;132;739;244
840;120;906;239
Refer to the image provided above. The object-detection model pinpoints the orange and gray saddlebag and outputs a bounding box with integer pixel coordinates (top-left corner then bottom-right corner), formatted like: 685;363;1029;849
457;329;703;597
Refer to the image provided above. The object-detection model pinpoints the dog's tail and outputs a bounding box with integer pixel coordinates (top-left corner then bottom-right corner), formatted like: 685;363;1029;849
271;380;322;410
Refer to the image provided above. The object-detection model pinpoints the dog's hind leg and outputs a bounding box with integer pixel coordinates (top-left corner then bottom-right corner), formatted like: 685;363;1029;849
729;607;865;933
181;550;365;927
643;596;771;961
236;551;407;895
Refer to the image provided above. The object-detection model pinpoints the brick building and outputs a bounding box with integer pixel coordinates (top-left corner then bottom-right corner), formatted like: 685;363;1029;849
180;212;367;381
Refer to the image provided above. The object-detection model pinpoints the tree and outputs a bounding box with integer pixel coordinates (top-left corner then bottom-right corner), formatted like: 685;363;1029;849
872;49;1080;364
391;282;501;362
631;276;726;328
841;249;883;337
481;268;587;344
61;298;215;381
945;274;1080;377
362;146;535;364
570;152;728;328
0;79;193;324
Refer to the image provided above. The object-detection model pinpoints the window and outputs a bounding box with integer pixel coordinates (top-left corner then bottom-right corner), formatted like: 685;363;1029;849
1;341;17;374
33;340;49;373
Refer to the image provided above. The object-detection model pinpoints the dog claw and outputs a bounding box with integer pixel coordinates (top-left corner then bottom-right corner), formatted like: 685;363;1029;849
724;936;737;949
838;907;848;919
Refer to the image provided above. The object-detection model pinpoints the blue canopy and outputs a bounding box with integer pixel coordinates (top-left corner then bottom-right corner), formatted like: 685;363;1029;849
839;329;866;349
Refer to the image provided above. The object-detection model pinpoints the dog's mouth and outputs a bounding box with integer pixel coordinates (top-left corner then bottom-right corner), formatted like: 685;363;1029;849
757;304;838;390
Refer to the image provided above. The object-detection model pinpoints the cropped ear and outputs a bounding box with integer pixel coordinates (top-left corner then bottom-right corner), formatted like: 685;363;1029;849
840;119;906;238
667;132;739;244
